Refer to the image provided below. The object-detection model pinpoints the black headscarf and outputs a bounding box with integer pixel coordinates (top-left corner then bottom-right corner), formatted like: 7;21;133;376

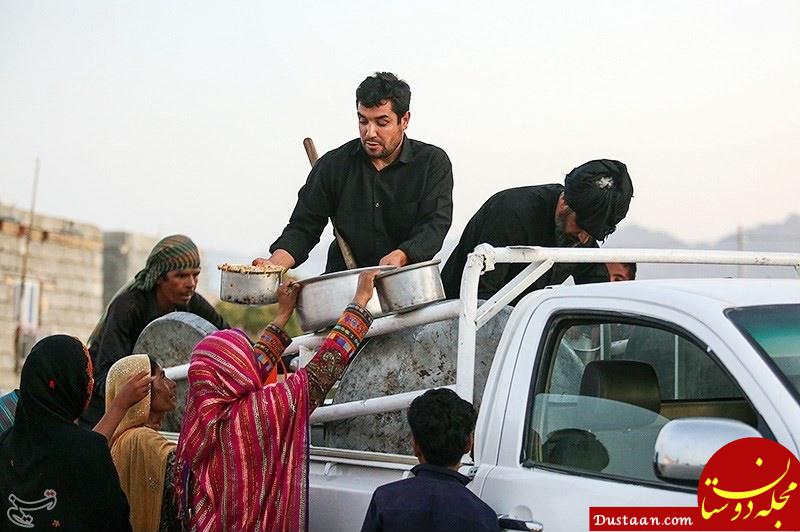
0;335;131;531
563;159;634;241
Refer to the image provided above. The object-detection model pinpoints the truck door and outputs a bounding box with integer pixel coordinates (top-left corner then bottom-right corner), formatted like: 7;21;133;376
478;305;768;531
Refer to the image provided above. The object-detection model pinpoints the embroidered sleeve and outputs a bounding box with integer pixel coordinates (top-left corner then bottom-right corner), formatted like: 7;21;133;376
253;323;292;378
305;304;373;410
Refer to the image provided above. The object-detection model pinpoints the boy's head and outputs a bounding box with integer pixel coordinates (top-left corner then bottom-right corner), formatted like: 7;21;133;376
407;388;477;467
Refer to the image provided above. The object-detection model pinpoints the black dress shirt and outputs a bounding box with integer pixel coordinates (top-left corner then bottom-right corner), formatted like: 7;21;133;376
270;136;453;273
360;464;499;532
441;184;607;303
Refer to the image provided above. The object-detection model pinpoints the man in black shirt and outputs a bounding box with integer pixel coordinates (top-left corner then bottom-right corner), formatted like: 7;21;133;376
79;235;228;427
254;72;453;272
441;159;634;302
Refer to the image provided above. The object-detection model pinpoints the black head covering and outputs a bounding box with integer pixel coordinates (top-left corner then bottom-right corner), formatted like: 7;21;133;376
15;335;93;431
0;335;131;531
563;159;634;241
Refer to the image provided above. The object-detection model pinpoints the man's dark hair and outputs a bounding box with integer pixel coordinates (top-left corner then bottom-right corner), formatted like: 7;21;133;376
356;72;411;120
407;388;477;467
623;262;637;279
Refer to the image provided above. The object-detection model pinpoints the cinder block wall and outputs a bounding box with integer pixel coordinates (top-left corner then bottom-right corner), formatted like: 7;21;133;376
102;232;157;306
0;203;103;392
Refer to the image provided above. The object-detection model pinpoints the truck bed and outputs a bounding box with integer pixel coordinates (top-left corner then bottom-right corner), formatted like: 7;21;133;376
309;447;418;532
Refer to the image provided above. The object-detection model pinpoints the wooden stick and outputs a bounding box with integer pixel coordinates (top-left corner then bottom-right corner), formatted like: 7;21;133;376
302;138;357;269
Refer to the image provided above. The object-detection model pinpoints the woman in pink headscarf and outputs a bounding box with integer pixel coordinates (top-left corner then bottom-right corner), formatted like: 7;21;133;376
175;270;379;531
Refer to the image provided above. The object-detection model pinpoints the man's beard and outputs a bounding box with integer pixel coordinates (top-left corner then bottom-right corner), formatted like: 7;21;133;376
367;146;391;159
550;209;594;284
554;210;591;248
362;138;399;160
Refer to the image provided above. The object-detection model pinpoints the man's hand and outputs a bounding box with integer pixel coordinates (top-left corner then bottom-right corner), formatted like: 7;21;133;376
253;249;296;270
353;270;381;308
379;249;409;268
112;370;152;410
273;281;301;329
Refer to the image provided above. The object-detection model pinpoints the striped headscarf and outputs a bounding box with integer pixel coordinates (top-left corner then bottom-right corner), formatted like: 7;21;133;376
174;329;310;531
131;234;200;291
88;234;201;346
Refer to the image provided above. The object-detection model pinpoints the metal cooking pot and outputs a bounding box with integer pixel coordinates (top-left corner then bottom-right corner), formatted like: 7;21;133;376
375;259;445;314
218;265;282;305
295;266;392;332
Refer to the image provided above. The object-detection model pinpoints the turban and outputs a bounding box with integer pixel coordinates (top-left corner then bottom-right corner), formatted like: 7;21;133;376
131;235;200;291
88;235;200;347
564;159;634;241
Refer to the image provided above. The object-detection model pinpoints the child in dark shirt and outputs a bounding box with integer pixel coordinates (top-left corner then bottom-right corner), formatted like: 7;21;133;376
361;388;500;532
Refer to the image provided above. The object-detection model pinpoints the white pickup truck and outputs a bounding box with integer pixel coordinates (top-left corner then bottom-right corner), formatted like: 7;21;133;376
288;246;800;532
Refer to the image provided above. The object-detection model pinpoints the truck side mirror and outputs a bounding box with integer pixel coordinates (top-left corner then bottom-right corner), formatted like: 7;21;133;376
653;417;761;485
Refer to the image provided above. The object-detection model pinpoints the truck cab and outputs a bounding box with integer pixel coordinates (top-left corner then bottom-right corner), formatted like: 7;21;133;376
472;278;799;530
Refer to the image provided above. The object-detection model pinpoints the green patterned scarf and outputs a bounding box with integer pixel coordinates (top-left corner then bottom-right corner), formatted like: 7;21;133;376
88;234;201;346
131;234;200;291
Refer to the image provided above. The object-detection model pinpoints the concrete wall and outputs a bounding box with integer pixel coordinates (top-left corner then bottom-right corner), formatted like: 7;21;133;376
0;205;222;393
0;203;103;392
102;232;158;306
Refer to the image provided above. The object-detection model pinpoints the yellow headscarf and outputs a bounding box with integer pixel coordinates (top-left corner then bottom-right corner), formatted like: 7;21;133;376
106;354;175;532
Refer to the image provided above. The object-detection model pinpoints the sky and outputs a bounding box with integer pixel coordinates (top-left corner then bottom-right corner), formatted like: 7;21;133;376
2;0;799;262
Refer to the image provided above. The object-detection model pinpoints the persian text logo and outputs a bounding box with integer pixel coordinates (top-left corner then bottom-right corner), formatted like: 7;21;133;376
6;490;57;528
698;438;799;530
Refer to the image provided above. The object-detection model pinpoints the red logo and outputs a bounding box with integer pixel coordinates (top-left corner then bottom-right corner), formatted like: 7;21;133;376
698;437;800;530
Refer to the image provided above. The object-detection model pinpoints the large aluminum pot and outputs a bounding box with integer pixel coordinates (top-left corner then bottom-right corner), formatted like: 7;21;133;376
218;263;282;305
375;259;445;313
296;266;392;332
133;311;218;432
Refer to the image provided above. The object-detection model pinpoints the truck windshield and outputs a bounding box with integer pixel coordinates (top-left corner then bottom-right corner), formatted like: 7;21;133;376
727;304;800;400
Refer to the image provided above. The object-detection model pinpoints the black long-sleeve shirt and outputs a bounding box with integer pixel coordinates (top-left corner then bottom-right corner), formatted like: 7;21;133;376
270;136;453;273
441;184;607;303
79;289;228;426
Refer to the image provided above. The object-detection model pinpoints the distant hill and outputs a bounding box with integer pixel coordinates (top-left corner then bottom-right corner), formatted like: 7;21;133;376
603;225;686;249
605;215;800;279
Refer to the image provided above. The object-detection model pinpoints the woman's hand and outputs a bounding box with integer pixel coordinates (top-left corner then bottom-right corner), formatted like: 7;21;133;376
94;370;151;443
353;270;381;308
113;370;152;409
273;281;301;329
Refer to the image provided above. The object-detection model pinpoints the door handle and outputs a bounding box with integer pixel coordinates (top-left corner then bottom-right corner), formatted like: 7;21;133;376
498;515;544;531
